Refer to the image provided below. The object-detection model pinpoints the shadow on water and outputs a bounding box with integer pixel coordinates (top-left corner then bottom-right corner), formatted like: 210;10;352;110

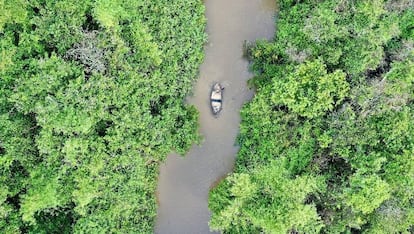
155;0;276;233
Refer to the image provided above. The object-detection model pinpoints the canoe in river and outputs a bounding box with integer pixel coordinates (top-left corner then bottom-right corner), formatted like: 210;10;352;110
211;83;223;115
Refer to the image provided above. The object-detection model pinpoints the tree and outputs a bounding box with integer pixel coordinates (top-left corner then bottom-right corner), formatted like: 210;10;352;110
209;159;324;233
271;59;349;118
0;0;27;32
342;173;391;215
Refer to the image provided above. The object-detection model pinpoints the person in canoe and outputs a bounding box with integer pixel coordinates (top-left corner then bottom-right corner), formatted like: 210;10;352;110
211;83;224;115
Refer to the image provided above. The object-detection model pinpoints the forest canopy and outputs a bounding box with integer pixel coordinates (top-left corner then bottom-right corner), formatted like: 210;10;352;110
0;0;205;233
209;0;414;233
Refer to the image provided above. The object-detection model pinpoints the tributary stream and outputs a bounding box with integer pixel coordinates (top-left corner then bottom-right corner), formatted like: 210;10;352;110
156;1;276;233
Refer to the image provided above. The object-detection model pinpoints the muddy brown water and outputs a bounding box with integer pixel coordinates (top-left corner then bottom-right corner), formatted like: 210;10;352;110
155;0;276;233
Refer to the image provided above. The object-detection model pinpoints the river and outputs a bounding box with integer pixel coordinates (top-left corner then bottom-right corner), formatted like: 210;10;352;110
155;0;276;233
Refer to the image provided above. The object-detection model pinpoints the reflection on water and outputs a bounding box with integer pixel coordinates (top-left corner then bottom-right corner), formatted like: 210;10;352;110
155;0;276;233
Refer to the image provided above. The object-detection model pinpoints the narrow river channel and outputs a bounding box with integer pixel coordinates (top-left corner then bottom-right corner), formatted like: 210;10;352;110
155;1;276;233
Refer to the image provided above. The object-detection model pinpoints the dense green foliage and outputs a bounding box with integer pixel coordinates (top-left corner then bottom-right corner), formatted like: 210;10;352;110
209;0;414;233
0;0;205;233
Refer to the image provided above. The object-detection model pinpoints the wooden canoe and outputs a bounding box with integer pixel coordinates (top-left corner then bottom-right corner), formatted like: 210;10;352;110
211;83;223;115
